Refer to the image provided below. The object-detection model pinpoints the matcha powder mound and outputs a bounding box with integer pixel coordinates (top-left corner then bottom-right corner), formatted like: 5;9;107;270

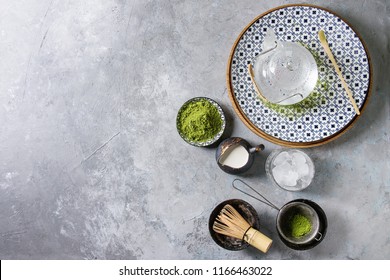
178;99;222;143
290;214;312;238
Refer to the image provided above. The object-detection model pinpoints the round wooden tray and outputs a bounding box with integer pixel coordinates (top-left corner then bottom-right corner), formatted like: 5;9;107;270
226;4;373;147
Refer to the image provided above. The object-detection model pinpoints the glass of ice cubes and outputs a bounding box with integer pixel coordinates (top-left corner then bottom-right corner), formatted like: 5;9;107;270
265;149;315;191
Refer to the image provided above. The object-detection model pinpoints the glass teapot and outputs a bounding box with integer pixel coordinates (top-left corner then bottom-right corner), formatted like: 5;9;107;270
249;29;318;105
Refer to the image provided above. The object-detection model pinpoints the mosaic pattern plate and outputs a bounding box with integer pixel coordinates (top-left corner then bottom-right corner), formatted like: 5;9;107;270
227;5;372;147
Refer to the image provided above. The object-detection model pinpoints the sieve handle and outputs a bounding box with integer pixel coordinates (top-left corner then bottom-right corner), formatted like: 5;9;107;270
315;232;323;242
243;227;273;253
232;178;280;211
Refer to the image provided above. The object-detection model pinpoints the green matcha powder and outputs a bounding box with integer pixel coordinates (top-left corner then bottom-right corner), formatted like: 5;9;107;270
290;214;312;238
178;99;222;143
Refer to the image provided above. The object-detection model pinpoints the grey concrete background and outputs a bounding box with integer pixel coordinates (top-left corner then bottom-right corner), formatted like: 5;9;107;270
0;0;389;259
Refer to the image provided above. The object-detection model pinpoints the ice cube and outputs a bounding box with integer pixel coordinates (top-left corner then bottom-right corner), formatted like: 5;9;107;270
292;152;307;166
273;151;290;166
272;163;298;187
296;161;310;177
272;163;289;185
283;170;299;187
299;176;312;188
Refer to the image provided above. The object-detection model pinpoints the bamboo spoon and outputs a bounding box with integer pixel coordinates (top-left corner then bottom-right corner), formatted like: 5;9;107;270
318;30;360;115
213;204;273;253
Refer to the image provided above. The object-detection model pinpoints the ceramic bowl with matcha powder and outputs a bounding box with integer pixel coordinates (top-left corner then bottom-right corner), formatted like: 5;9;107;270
176;97;226;147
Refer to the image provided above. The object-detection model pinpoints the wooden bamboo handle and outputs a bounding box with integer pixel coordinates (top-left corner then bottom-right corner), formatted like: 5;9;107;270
248;64;267;102
318;32;360;115
243;227;273;253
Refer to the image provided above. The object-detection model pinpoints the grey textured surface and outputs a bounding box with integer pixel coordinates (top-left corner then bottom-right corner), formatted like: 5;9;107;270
0;0;389;259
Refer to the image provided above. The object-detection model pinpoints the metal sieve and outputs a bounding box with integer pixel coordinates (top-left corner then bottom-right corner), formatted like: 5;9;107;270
276;201;322;245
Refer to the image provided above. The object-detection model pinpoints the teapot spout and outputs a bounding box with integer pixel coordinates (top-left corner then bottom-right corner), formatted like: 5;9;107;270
261;28;278;52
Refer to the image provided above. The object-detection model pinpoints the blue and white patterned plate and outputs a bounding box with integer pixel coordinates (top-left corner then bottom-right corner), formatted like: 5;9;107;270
227;5;372;147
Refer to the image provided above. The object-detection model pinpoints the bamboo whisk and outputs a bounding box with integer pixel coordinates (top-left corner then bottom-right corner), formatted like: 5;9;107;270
213;204;272;253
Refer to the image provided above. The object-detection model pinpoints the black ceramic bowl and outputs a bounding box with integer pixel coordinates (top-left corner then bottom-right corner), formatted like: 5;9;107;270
277;199;328;250
208;199;260;251
176;97;226;147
